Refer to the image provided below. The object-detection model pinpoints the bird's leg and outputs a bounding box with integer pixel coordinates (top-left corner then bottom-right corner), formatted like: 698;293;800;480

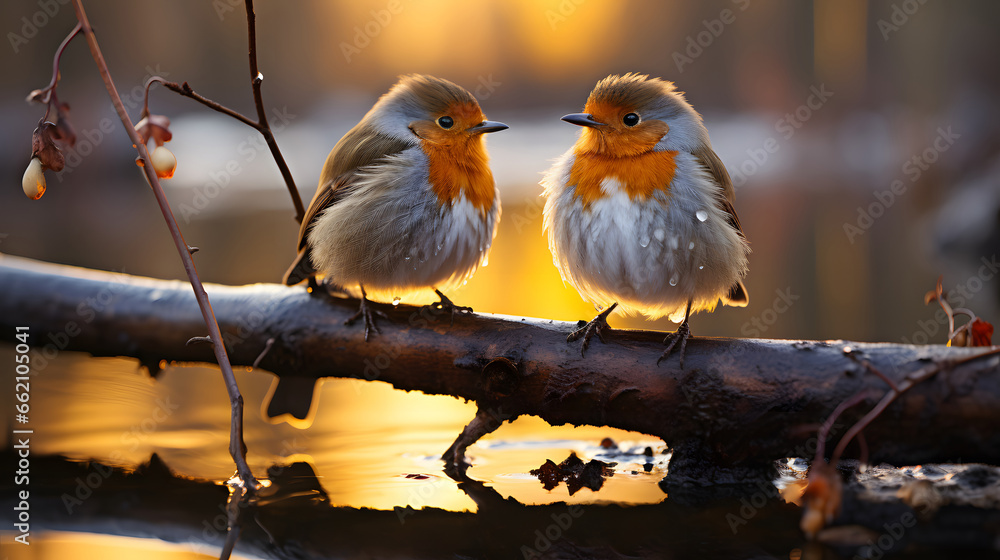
424;288;474;326
659;299;693;368
567;302;619;357
344;285;388;341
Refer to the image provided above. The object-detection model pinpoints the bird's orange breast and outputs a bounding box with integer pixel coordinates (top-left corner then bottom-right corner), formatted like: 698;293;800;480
568;149;679;207
420;136;495;214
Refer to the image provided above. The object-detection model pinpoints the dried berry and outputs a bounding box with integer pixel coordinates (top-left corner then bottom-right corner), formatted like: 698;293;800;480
151;145;177;179
22;157;46;200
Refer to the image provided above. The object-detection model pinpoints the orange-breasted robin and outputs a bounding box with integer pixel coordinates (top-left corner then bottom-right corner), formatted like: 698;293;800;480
542;73;749;366
284;74;508;339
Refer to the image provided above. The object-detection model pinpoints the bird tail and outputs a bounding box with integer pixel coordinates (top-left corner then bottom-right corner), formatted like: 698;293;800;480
282;251;316;286
723;280;749;307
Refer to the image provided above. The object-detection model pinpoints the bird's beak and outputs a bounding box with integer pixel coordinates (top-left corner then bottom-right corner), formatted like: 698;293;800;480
561;113;606;128
467;120;509;134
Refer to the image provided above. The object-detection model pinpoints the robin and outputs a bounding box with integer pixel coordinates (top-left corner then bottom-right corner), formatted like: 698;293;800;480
542;73;749;366
284;74;508;340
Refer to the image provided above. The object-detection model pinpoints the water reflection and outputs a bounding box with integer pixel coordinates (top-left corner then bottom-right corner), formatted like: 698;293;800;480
0;347;667;515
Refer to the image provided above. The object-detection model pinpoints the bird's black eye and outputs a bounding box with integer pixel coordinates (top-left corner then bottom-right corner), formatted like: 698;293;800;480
437;116;454;129
622;113;640;127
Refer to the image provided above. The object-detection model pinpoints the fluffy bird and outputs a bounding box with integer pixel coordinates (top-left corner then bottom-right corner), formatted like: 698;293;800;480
542;73;749;366
283;74;507;339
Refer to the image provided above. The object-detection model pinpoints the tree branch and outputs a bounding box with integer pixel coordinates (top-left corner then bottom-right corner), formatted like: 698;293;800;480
2;255;999;486
67;1;257;490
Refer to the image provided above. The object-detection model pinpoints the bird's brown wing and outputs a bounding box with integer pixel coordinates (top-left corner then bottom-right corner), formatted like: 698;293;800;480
693;145;743;234
282;121;414;285
693;145;749;306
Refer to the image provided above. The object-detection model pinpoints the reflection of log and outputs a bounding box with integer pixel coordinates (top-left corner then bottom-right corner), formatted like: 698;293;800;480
2;255;1000;485
4;452;998;558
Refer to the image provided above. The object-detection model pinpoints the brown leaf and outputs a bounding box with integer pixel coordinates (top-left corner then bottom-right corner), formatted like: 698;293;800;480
529;459;563;491
52;102;76;147
26;88;46;103
970;318;994;347
800;461;843;538
530;452;616;494
135;113;172;146
31;122;65;172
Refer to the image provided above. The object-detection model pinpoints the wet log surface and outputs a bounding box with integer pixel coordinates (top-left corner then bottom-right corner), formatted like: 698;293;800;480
2;254;1000;488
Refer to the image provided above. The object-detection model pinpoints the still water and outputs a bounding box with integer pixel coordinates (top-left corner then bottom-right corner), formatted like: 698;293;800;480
1;346;671;558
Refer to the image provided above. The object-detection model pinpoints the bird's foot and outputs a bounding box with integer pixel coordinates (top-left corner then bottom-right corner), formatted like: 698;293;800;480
658;319;691;368
424;289;473;326
306;277;349;300
344;292;388;342
567;302;618;357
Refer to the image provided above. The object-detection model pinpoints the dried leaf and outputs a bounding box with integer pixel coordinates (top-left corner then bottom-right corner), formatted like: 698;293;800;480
529;459;563;491
800;461;842;538
530;452;616;494
52;102;76;147
31;122;65;172
970;318;994;347
135;113;172;146
26;88;46;103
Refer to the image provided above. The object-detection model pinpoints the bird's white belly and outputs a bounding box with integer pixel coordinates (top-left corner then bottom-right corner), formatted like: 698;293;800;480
544;162;748;321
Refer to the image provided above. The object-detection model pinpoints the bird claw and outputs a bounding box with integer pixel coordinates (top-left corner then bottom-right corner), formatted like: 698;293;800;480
425;289;473;326
567;303;618;357
658;320;691;368
344;293;385;342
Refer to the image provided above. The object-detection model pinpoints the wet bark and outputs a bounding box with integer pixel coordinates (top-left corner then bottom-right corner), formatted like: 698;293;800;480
2;255;999;485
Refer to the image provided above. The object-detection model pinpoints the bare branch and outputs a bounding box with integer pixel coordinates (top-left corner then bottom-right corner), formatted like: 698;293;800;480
3;256;999;486
68;0;257;491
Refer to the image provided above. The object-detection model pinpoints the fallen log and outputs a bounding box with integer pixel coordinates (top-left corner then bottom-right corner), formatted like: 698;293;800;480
1;255;998;486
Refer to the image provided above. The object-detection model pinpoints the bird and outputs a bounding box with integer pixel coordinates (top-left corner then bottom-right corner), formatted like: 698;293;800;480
541;73;749;366
283;74;508;340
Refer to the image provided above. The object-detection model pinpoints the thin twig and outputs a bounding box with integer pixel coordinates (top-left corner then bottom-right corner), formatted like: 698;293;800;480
136;0;305;224
34;22;82;104
814;388;873;463
243;0;304;223
157;79;260;129
69;0;258;491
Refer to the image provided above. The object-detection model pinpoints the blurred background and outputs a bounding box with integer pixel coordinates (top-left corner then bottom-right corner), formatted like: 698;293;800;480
2;1;1000;556
2;0;999;340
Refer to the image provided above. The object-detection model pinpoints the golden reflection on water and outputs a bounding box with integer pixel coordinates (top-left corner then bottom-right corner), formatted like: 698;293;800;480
0;347;667;515
2;531;248;560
